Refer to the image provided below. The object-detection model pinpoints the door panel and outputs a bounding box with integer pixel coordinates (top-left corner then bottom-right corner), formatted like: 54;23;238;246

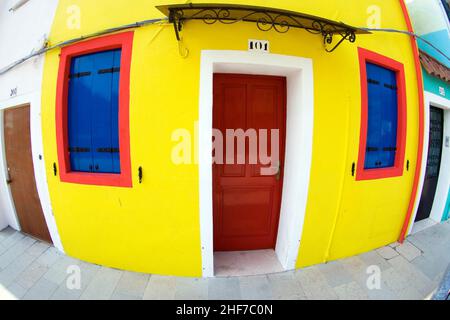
220;187;274;237
416;106;444;222
4;105;52;243
213;74;286;251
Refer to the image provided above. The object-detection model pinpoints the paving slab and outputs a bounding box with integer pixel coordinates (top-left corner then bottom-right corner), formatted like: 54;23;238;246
376;246;400;260
0;222;449;300
80;266;122;300
317;260;354;288
0;252;38;287
43;255;80;286
143;275;176;300
381;268;423;300
208;277;241;300
239;275;273;300
395;241;422;262
334;281;369;300
0;283;20;300
0;236;36;269
411;254;448;282
16;260;49;290
268;271;305;299
339;256;369;286
0;227;16;243
110;291;142;300
433;264;450;300
174;277;208;300
295;267;338;300
387;255;435;297
0;243;6;256
359;250;392;271
26;241;51;257
112;271;149;299
23;277;58;300
50;261;100;300
389;242;401;248
6;282;28;300
0;231;24;249
35;247;63;268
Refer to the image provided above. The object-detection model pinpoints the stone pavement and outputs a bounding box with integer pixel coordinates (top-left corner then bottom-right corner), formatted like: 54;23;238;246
0;220;449;300
433;264;450;300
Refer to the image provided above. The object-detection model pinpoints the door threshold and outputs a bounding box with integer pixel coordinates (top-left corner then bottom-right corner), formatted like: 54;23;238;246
214;249;284;277
411;218;438;235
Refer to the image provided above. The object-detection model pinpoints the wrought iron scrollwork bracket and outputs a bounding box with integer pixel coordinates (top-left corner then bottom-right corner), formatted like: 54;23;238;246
323;30;356;53
164;5;366;52
170;10;183;41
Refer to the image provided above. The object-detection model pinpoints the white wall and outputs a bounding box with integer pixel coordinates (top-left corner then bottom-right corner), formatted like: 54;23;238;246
0;0;63;251
406;0;449;36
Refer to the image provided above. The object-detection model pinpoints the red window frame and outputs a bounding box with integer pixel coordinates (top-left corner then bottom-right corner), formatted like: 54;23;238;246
356;47;407;181
55;32;133;187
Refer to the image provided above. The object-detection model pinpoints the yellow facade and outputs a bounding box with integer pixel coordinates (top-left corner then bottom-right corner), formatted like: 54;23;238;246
41;0;420;276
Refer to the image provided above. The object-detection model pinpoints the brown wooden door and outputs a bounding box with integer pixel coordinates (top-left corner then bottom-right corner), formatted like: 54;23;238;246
4;105;52;243
213;74;286;251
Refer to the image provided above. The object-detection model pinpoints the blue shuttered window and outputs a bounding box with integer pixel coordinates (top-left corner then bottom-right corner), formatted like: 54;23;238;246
364;63;398;170
68;49;121;174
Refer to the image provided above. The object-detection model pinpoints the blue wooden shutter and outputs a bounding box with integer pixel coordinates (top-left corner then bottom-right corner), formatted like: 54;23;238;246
364;63;398;169
68;54;95;172
111;50;121;173
90;49;121;174
67;49;121;174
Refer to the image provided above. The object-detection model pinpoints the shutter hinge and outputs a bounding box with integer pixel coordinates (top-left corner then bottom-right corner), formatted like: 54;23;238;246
69;71;91;79
98;67;120;74
138;167;143;184
53;163;57;177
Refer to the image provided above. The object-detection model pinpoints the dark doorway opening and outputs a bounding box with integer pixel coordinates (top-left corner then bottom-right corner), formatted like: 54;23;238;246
416;106;444;222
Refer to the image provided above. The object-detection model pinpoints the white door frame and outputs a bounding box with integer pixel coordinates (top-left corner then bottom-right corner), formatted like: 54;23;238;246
198;50;314;277
0;92;63;251
408;91;450;234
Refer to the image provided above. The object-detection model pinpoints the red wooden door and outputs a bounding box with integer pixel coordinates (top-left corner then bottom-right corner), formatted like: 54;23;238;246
213;74;287;251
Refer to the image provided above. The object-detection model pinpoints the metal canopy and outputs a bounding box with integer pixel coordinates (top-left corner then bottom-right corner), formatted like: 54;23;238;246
156;3;370;52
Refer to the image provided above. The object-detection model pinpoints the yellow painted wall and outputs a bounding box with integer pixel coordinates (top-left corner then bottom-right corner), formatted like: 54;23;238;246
41;0;420;276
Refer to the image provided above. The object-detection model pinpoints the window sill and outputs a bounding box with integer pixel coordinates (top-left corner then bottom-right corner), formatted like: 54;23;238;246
356;166;404;181
59;171;132;188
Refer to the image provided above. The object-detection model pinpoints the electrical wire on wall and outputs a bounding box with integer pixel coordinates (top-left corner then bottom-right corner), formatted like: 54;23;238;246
1;22;449;76
360;27;450;63
9;0;30;12
0;18;169;76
